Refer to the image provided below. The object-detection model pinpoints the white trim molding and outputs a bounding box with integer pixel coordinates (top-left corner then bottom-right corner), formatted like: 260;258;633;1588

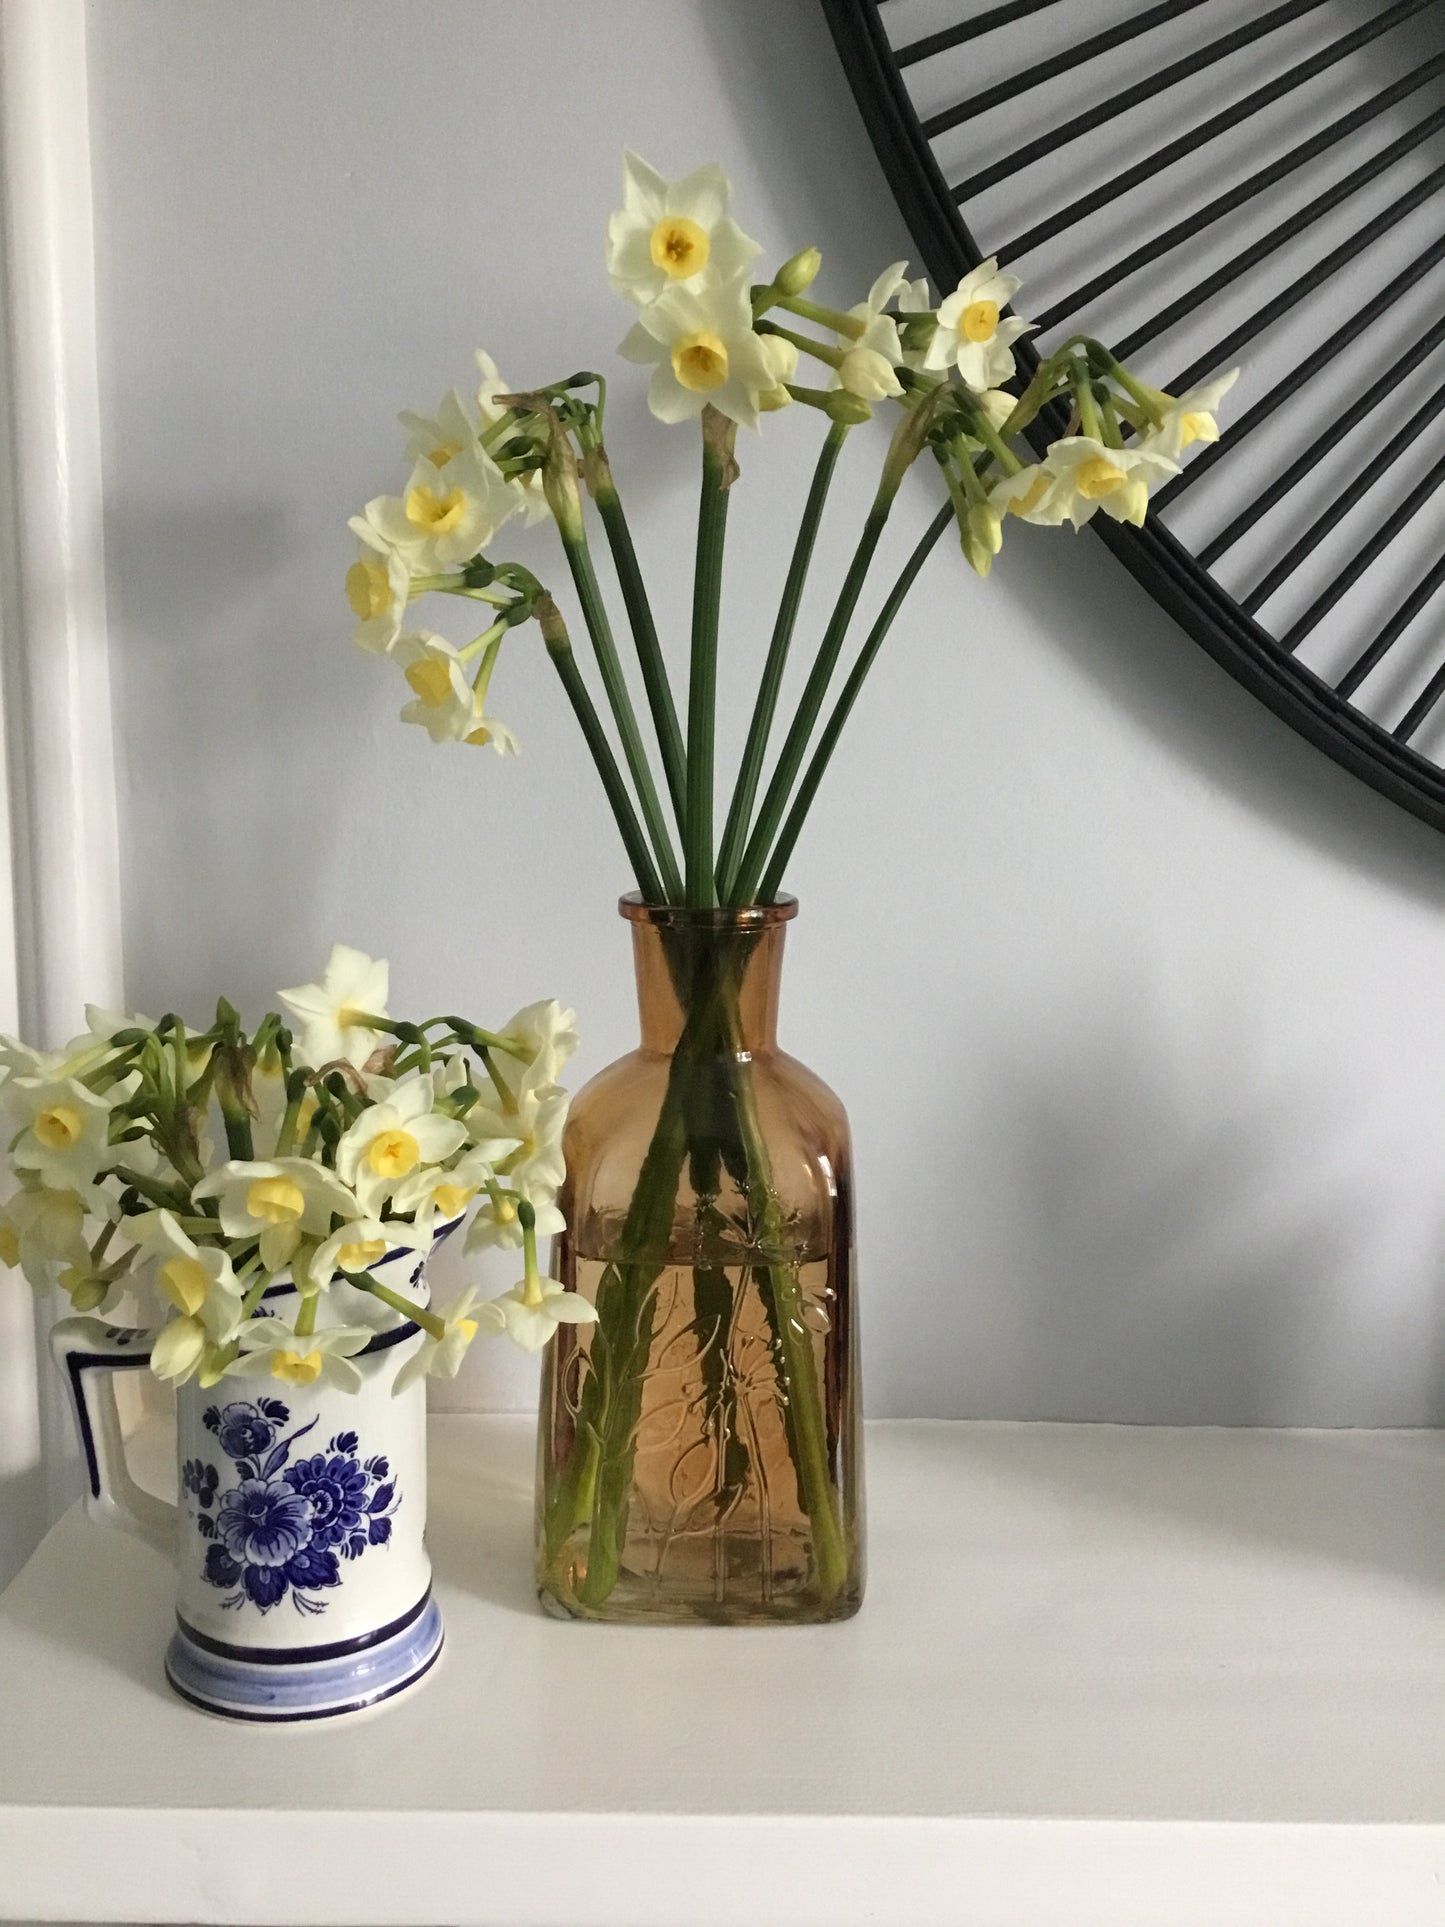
0;0;123;1568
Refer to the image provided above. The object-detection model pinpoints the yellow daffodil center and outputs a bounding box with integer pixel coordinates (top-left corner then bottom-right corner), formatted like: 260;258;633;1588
405;657;455;707
34;1104;84;1151
273;1349;323;1385
465;724;492;747
491;1198;517;1225
160;1256;210;1316
367;1128;420;1179
405;484;466;535
1075;456;1128;500
1007;474;1052;518
650;215;709;279
432;1183;475;1218
1179;411;1213;449
345;558;393;620
960;299;999;343
453;1317;479;1345
427;439;462;468
0;1223;18;1268
246;1177;306;1225
337;1237;387;1271
672;331;728;393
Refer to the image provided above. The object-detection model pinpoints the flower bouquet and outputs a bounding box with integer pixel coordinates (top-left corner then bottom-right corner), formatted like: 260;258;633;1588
344;153;1235;1622
2;946;585;1716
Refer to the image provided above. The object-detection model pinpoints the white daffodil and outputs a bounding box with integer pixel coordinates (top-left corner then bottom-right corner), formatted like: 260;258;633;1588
279;943;390;1071
606;150;762;308
0;1185;92;1288
619;276;781;432
399;388;481;472
226;1318;374;1392
485;1276;597;1354
1039;436;1179;530
136;1209;245;1342
345;539;410;656
464;701;520;756
832;262;905;401
391;1282;501;1395
1143;368;1240;463
192;1158;358;1272
979;389;1017;434
472;1082;567;1197
390;1142;512;1240
353;443;516;573
925;258;1034;391
308;1215;425;1290
391;632;478;745
476;352;551;527
899;276;931;314
335;1073;468;1217
465;1189;565;1255
151;1315;218;1386
493;1000;580;1096
5;1077;118;1199
757;333;799;412
988;464;1072;528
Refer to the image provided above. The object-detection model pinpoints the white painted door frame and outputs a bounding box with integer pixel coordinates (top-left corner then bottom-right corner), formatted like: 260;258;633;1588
0;0;124;1583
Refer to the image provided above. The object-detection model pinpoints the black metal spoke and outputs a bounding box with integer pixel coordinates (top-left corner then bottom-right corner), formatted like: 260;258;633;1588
894;0;1070;67
915;0;1210;128
1245;385;1445;618
1393;639;1445;743
1033;52;1445;334
1334;552;1445;703
1282;452;1445;659
951;0;1340;201
995;0;1437;259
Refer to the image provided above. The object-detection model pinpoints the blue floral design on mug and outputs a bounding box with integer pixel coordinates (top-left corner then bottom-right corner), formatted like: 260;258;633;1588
186;1398;400;1615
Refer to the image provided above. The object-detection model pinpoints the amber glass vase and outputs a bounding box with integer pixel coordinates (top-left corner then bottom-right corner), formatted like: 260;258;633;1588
536;895;863;1623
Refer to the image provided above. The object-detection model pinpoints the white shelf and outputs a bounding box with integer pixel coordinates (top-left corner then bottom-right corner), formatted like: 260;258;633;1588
2;1416;1444;1926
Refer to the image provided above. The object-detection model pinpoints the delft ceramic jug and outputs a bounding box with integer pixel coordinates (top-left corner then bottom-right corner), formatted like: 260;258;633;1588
50;1236;446;1722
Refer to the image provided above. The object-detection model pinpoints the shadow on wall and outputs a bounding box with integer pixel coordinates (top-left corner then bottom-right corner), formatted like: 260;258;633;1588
888;962;1445;1429
707;0;1445;914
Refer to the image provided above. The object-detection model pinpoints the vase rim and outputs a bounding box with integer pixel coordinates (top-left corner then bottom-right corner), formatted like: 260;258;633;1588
619;893;798;929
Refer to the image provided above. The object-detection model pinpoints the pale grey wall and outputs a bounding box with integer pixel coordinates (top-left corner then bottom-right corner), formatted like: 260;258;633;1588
84;0;1445;1424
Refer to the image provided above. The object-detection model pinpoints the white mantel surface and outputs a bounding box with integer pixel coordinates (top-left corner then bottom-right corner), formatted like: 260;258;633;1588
1;1415;1443;1926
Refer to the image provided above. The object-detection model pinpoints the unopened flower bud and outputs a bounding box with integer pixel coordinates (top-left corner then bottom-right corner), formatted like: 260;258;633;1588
759;385;794;413
824;390;874;426
838;346;904;402
775;247;822;297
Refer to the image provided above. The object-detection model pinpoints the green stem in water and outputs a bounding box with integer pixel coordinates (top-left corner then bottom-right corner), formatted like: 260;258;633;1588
585;449;688;834
686;409;736;907
559;524;682;903
758;505;951;901
535;595;664;904
728;500;892;904
715;421;848;901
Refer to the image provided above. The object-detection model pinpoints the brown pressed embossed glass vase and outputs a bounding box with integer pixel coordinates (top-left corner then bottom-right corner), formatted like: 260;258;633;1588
537;895;863;1623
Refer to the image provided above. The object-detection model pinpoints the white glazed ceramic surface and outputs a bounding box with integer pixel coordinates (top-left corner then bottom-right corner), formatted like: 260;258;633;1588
52;1230;453;1718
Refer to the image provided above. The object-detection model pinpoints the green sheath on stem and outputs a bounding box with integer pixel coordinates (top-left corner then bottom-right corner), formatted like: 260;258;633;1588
686;410;736;907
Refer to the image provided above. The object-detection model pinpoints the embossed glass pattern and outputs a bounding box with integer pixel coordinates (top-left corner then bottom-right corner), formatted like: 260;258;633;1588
537;897;863;1623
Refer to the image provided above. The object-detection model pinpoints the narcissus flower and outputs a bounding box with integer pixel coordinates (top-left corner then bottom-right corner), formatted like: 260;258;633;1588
1144;368;1240;463
1;1185;92;1288
1039;436;1179;529
353;444;516;573
193;1158;358;1272
606;151;762;308
279;943;390;1071
619;276;781;432
137;1209;245;1341
485;1276;597;1353
227;1319;375;1392
476;351;551;526
391;632;478;744
392;1282;499;1394
335;1074;468;1217
926;259;1034;390
832;261;905;398
464;705;521;756
309;1215;424;1291
988;464;1072;527
345;541;410;656
5;1077;118;1198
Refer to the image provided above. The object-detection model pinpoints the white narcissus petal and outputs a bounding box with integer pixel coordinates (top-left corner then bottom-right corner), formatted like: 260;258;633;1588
607;151;762;309
666;162;730;228
279;944;389;1071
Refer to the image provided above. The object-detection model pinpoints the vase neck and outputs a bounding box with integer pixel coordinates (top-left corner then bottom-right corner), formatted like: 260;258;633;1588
625;905;793;1057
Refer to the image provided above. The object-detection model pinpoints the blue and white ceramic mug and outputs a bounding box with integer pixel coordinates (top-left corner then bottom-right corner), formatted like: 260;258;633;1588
50;1233;450;1722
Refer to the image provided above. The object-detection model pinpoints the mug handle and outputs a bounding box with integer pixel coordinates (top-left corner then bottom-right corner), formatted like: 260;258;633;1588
50;1316;176;1557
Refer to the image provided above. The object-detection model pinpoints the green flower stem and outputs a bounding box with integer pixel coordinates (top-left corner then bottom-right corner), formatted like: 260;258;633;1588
586;452;688;833
1075;359;1104;442
686;410;736;907
758;504;951;901
559;525;683;903
777;291;865;338
113;1165;192;1211
756;318;845;372
728;501;892;905
344;1269;446;1342
535;595;665;904
715;422;848;902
